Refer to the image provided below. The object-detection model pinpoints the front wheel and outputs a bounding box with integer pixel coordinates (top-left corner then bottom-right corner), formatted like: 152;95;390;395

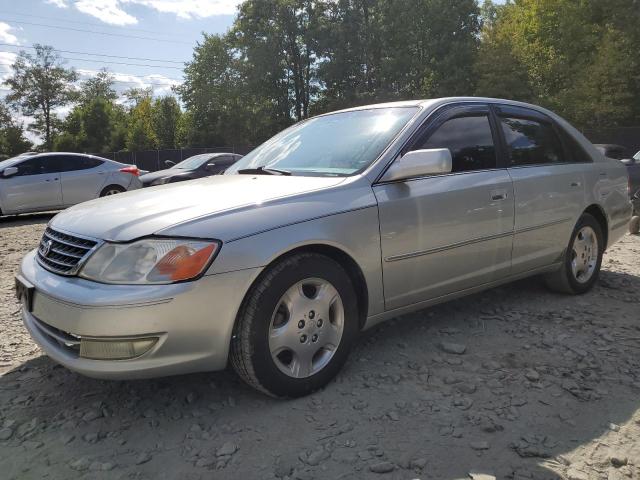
545;213;604;294
230;253;359;397
630;216;640;235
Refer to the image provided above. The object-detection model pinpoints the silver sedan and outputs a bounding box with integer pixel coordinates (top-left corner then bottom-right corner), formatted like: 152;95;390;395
0;152;142;216
16;98;632;397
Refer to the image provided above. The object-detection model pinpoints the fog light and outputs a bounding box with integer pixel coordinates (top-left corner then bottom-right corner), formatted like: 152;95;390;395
79;338;158;360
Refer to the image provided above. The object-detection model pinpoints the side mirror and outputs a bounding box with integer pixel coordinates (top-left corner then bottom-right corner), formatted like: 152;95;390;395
164;160;176;168
381;149;452;182
2;166;18;178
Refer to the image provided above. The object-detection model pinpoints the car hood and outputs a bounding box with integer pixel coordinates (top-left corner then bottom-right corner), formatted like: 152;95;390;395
50;174;364;242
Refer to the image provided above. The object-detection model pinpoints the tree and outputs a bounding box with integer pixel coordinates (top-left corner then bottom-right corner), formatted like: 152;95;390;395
5;44;77;150
0;102;32;157
152;96;181;149
126;97;158;151
474;0;640;128
78;68;117;105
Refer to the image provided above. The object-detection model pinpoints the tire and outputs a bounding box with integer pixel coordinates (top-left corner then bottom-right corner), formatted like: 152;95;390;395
230;253;359;398
100;185;125;197
630;216;640;235
545;213;604;294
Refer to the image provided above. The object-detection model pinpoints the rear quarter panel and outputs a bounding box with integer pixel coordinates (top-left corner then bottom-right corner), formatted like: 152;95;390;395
584;158;632;247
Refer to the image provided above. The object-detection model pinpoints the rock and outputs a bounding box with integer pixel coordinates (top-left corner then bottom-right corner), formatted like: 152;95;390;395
0;428;13;440
304;446;330;466
566;468;589;480
470;441;490;451
135;452;152;465
440;342;467;355
369;461;395;473
217;442;238;457
524;369;540;381
82;409;102;422
609;455;628;468
69;457;90;471
469;473;497;480
195;457;216;468
410;458;428;470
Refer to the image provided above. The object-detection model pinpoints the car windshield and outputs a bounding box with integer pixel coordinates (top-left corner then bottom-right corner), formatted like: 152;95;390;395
0;155;27;170
634;151;640;161
173;154;215;170
225;107;419;177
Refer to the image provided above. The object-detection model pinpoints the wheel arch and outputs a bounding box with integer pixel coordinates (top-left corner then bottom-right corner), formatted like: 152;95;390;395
99;184;126;197
584;204;609;249
236;243;370;332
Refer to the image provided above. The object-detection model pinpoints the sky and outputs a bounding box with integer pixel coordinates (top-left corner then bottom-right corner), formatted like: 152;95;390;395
0;0;241;102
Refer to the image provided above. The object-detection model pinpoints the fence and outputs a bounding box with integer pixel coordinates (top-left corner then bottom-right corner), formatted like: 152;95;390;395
95;146;256;172
582;127;640;155
93;127;640;173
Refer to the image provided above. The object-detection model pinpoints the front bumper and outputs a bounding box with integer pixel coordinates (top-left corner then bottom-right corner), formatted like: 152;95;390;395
18;250;260;380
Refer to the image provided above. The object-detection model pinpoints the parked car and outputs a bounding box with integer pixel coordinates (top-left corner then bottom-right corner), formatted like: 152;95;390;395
16;98;632;397
594;144;632;161
140;153;242;187
628;151;640;234
0;153;142;216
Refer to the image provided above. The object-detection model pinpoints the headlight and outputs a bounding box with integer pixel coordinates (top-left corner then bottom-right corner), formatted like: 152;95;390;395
151;177;172;185
80;238;220;284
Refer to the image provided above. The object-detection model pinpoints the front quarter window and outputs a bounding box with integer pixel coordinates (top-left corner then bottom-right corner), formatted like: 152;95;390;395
226;107;419;177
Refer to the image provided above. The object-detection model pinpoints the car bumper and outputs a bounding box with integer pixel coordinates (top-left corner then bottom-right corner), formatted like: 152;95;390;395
17;250;260;380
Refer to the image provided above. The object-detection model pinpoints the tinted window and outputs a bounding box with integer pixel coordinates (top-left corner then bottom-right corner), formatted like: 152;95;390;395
500;117;565;166
414;115;497;172
16;157;61;176
558;128;591;163
57;155;104;172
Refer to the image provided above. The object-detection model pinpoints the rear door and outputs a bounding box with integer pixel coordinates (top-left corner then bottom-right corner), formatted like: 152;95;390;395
59;155;108;205
495;105;587;274
0;156;63;213
374;103;515;310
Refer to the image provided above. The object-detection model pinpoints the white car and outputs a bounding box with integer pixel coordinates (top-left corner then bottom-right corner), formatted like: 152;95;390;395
0;152;142;216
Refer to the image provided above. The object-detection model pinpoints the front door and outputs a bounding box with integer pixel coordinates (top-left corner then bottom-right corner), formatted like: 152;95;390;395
374;104;515;310
0;157;63;213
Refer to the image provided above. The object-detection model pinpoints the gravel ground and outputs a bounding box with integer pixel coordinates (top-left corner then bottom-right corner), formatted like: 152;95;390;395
1;213;639;480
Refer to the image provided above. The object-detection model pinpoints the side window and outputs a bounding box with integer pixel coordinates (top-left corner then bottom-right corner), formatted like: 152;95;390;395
57;155;104;172
16;158;43;176
557;128;592;163
413;115;497;173
500;117;565;166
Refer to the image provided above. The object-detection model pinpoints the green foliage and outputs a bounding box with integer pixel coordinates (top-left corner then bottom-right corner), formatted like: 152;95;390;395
126;97;158;151
152;96;182;149
0;101;32;157
5;44;77;150
475;0;640;128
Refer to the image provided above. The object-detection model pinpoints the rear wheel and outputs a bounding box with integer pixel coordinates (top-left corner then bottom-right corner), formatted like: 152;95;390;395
230;253;359;397
545;213;604;294
100;185;125;197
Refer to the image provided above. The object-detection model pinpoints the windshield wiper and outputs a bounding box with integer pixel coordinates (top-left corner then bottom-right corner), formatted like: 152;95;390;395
237;166;292;176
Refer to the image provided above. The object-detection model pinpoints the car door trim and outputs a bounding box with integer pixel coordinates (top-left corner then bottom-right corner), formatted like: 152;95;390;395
514;217;573;234
384;230;513;262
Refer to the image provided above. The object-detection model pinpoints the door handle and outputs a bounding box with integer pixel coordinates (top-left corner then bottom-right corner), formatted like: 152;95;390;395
570;181;581;187
491;191;508;201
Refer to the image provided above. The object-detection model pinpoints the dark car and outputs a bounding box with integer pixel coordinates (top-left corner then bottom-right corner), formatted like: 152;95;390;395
140;153;242;187
628;151;640;234
594;144;632;161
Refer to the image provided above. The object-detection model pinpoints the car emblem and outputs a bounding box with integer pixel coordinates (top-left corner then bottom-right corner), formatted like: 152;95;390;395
41;239;53;257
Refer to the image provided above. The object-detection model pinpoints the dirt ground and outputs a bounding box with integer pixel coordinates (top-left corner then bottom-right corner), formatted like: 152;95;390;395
0;213;639;480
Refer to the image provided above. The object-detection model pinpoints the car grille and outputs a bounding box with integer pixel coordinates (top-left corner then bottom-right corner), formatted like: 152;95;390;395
36;227;99;275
